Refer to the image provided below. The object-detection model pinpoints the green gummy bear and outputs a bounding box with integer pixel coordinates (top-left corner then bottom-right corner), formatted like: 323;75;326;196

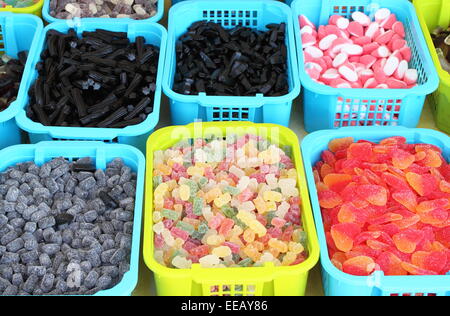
161;209;180;221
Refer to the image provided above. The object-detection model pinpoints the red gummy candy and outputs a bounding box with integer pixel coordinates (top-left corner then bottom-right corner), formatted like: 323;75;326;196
347;142;373;161
318;190;343;209
406;172;439;197
392;189;417;212
412;251;448;274
393;229;425;254
331;223;361;252
324;173;353;192
337;203;369;225
329;137;355;153
342;256;376;276
392;149;415;170
401;262;438;275
357;184;388;206
376;251;407;276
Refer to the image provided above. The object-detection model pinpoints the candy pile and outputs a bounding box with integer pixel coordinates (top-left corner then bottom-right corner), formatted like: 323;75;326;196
300;8;419;89
153;135;308;269
174;21;289;97
26;29;159;129
0;52;28;112
0;0;38;8
49;0;158;20
431;26;450;73
314;136;450;276
0;157;137;295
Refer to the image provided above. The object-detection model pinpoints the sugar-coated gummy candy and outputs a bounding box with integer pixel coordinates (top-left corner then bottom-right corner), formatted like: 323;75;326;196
153;135;308;268
314;136;449;276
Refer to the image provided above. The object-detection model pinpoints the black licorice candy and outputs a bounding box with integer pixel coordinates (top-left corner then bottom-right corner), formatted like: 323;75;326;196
174;21;289;97
26;28;160;129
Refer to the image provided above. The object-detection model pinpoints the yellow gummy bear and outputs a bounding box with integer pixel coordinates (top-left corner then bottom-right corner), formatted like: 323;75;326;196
214;193;231;208
268;238;288;253
287;169;298;179
206;234;225;246
243;228;256;243
154;196;164;211
253;196;268;214
288;242;304;255
206;187;222;203
153;211;162;223
263;191;283;202
179;184;191;201
249;220;267;238
187;166;205;177
212;246;232;258
154;183;169;197
266;201;277;212
236;210;255;226
282;251;297;266
156;163;172;176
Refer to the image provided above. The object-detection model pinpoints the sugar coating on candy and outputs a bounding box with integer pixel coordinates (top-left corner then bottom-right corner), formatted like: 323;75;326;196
0;0;38;8
314;136;450;276
153;134;308;268
0;157;137;295
49;0;158;20
0;52;28;113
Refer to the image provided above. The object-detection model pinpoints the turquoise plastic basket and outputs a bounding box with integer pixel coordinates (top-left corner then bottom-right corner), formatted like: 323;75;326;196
172;0;294;5
15;20;167;153
0;141;145;296
301;126;450;296
291;0;439;132
163;0;301;126
0;13;42;150
42;0;164;24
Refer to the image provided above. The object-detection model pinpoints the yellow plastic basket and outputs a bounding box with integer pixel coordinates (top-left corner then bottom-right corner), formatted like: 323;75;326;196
414;0;450;134
143;122;320;296
0;0;44;17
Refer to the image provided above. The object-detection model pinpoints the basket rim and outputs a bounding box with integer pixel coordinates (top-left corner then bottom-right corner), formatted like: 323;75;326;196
162;0;301;108
0;12;43;123
413;0;450;87
0;0;43;14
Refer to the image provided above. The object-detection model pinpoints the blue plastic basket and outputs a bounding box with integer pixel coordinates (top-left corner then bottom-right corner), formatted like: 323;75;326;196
172;0;295;5
15;20;167;154
291;0;440;132
0;141;145;296
0;13;42;151
301;126;450;296
163;0;301;127
42;0;164;24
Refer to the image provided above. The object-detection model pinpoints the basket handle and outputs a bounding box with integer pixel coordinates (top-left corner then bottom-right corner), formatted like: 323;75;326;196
190;263;276;286
438;0;450;27
371;271;450;296
198;93;265;109
319;0;331;24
